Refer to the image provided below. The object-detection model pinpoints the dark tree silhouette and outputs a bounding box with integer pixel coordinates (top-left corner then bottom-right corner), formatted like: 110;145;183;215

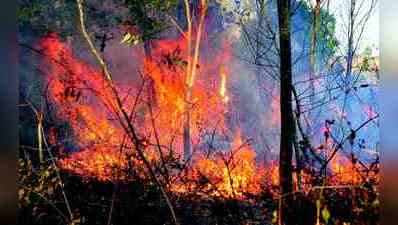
277;0;295;224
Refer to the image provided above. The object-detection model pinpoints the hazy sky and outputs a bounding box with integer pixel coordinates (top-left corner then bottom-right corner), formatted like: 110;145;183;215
224;0;379;55
328;0;379;55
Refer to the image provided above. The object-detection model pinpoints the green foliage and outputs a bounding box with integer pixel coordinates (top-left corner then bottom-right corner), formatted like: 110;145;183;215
18;0;127;38
18;0;178;45
322;206;331;224
120;32;141;45
360;46;376;72
122;0;178;41
143;0;177;12
298;0;339;56
18;0;77;37
318;11;339;55
18;3;41;23
19;159;60;207
18;158;68;224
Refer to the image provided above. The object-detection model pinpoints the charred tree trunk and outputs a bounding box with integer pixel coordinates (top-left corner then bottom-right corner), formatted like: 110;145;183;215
183;96;192;161
143;40;157;105
143;40;152;60
277;0;295;224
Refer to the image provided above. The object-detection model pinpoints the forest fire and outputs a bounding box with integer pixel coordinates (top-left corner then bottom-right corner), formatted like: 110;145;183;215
171;132;265;198
329;152;364;185
39;33;374;198
39;33;267;196
18;0;380;224
141;35;230;151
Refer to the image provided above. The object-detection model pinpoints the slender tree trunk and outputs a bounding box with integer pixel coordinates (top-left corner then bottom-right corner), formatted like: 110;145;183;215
277;0;295;224
308;0;321;126
143;40;158;106
143;40;152;60
183;0;193;162
346;0;356;80
182;0;207;162
183;96;192;161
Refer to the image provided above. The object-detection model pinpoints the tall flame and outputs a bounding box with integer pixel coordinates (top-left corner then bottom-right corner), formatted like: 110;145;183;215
219;65;229;103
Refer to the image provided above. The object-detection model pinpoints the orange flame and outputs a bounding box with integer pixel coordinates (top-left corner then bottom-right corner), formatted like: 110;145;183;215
329;152;363;185
38;33;376;198
219;65;229;103
40;34;235;183
172;132;265;199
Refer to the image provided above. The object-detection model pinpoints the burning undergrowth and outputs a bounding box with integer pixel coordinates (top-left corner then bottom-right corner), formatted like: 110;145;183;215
38;33;270;198
37;32;377;202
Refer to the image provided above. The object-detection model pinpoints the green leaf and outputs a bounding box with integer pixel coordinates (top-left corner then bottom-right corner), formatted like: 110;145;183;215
120;32;132;44
322;206;331;224
120;32;141;46
372;199;380;207
271;210;278;224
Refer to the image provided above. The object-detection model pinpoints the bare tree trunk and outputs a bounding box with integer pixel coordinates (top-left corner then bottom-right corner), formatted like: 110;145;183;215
346;0;356;79
277;0;295;224
183;0;193;162
144;40;158;107
183;99;192;161
182;0;207;162
308;0;321;124
143;40;152;60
